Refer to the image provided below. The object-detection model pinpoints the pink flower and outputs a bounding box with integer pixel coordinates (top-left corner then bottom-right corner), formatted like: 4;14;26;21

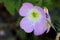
19;3;51;36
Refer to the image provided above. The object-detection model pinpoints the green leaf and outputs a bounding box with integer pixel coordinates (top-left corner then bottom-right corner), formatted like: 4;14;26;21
15;0;22;11
3;0;15;16
0;0;2;3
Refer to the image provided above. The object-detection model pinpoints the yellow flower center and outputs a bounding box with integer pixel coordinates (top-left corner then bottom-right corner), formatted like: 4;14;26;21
28;9;41;21
31;11;39;19
32;12;37;18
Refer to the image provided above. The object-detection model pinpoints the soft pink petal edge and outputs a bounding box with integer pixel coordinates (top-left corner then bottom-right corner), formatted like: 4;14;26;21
20;17;33;33
19;3;34;16
34;18;46;36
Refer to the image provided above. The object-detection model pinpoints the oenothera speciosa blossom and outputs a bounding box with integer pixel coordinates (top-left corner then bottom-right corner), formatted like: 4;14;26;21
19;3;54;36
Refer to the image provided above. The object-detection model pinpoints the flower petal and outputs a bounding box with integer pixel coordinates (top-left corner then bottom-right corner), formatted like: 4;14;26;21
33;6;46;36
34;6;45;17
34;15;46;36
19;3;33;16
20;17;33;33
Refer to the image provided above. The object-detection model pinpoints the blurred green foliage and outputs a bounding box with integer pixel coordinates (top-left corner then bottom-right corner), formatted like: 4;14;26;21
0;0;2;3
16;29;27;40
3;0;15;16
